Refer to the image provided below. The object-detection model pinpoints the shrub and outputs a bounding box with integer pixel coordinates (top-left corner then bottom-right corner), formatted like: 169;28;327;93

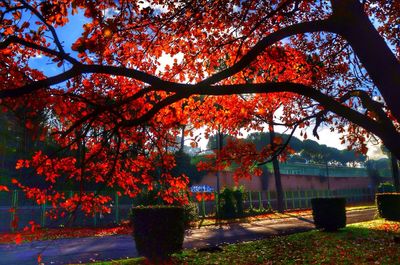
219;188;236;219
377;182;396;193
376;193;400;221
311;197;346;231
218;187;246;219
132;187;164;206
131;206;185;261
233;187;244;217
183;201;199;229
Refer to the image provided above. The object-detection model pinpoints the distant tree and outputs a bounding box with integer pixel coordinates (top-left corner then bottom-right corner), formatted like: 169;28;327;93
365;160;382;191
381;146;400;191
206;134;236;151
172;150;205;185
247;132;303;152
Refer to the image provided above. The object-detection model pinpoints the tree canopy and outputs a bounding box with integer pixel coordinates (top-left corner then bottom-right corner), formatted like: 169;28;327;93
0;0;399;221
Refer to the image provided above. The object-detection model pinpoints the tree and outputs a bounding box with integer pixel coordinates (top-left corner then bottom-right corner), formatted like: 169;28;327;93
0;0;399;224
172;150;204;185
1;0;399;158
365;160;382;192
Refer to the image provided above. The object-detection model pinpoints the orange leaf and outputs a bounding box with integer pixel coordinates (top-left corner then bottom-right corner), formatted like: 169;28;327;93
0;185;9;192
15;234;22;244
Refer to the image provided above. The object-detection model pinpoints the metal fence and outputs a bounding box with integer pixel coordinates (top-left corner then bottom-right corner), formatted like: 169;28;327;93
0;188;374;232
197;188;375;217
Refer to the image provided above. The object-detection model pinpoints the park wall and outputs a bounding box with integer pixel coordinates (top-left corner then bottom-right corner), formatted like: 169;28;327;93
197;171;391;191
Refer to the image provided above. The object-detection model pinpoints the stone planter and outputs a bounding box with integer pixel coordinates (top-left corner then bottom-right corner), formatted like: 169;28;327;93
131;206;184;261
311;197;346;231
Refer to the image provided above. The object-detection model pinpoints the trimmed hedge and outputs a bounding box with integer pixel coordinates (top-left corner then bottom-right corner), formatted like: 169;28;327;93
377;182;396;193
376;193;400;221
311;197;346;231
131;206;185;261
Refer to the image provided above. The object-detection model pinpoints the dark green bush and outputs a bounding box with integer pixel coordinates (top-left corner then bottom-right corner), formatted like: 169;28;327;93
131;206;184;261
132;187;163;206
220;188;236;219
233;187;244;217
218;187;246;219
377;182;396;193
376;193;400;221
183;201;199;229
311;197;346;231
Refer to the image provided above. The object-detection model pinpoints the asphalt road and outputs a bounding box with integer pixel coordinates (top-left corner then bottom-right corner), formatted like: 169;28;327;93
0;208;377;265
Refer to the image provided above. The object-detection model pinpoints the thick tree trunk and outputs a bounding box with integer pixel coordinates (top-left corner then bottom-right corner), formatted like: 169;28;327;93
269;121;285;213
330;0;400;122
390;152;400;192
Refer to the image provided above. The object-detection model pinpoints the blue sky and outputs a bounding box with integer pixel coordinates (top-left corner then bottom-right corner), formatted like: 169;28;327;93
27;9;89;77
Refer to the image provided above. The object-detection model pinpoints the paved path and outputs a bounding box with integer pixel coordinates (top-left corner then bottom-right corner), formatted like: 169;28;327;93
0;208;376;265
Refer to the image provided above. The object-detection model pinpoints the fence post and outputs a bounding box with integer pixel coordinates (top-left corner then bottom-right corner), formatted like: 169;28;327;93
201;198;206;218
284;191;288;210
248;191;253;210
214;191;219;217
41;199;46;227
305;190;309;208
10;190;18;232
258;191;263;209
267;191;271;209
93;213;97;227
291;191;295;209
115;192;119;224
297;190;302;208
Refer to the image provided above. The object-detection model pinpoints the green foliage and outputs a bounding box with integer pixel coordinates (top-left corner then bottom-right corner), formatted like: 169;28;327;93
246;207;273;216
172;150;205;184
219;186;245;219
247;132;303;152
366;159;391;179
206;134;235;150
131;206;185;261
219;188;236;219
183;201;199;229
246;132;366;166
233;187;244;217
311;197;346;231
377;182;396;193
132;187;164;206
376;193;400;221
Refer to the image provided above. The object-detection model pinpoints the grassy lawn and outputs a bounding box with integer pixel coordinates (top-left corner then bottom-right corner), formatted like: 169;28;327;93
80;219;400;265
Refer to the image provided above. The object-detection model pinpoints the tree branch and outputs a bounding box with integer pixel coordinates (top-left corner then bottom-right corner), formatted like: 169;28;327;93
188;82;396;142
198;19;334;86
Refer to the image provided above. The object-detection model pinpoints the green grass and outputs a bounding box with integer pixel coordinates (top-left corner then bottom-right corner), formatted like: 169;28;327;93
173;219;400;265
77;219;400;265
